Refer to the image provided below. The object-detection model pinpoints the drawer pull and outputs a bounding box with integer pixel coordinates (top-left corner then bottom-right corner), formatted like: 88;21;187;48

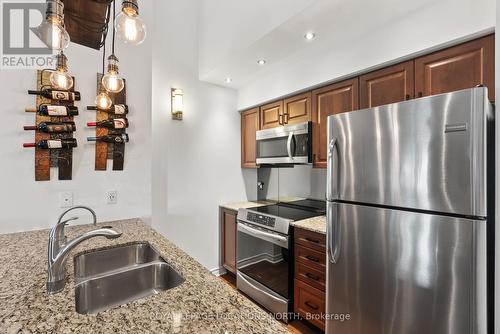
303;237;320;244
305;301;319;310
305;255;319;263
305;273;320;281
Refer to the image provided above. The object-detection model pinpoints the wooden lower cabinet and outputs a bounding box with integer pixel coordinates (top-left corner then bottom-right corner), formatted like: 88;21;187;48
312;78;359;168
294;279;326;331
241;108;260;168
220;208;237;274
294;228;326;331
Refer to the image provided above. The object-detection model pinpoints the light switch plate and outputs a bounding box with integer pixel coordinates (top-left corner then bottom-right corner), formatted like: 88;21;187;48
106;191;118;204
59;192;74;208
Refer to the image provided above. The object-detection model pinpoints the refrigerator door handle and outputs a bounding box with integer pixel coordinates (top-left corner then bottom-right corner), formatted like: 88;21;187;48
326;137;338;201
327;201;341;264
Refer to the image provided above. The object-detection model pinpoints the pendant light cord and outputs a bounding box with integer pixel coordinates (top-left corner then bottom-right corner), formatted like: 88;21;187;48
112;0;116;55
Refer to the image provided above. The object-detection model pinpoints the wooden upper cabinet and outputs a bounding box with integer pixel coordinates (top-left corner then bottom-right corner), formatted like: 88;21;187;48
415;34;495;101
260;100;283;129
312;78;359;168
360;61;414;108
241;108;259;168
283;92;312;125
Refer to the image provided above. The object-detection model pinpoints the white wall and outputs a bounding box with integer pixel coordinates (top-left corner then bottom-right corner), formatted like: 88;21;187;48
0;3;153;233
236;0;496;109
151;0;254;271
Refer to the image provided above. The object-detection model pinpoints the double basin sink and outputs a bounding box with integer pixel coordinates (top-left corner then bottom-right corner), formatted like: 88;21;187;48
74;242;184;314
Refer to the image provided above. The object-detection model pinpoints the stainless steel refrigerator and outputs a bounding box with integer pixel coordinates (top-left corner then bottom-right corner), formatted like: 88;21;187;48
325;87;494;334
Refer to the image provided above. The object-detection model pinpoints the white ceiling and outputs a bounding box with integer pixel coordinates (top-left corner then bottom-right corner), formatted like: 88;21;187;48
197;0;441;89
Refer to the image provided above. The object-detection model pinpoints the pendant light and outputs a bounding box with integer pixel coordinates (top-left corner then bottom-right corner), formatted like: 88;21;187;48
49;51;73;90
35;0;70;51
95;27;112;110
115;0;146;45
102;1;125;93
95;91;113;110
102;54;125;93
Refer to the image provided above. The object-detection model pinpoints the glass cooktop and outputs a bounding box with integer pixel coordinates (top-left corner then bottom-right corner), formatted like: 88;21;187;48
248;199;325;221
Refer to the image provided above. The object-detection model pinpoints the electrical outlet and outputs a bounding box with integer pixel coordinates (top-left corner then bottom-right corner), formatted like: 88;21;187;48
106;191;118;204
59;192;73;208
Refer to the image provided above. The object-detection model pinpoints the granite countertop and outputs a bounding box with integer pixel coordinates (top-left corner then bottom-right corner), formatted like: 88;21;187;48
0;219;290;334
220;201;274;212
291;216;326;234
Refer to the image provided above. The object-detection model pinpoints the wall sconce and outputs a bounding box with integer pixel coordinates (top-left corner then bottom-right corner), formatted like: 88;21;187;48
171;88;184;120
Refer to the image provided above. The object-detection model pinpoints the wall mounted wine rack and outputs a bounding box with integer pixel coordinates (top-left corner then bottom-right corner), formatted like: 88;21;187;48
28;70;77;181
88;73;127;171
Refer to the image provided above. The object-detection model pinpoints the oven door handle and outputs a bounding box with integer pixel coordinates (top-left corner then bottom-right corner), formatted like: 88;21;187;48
238;223;288;247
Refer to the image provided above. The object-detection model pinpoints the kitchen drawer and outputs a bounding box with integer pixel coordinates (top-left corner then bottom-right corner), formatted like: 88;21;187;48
295;244;326;272
295;262;326;292
294;279;325;331
295;228;326;252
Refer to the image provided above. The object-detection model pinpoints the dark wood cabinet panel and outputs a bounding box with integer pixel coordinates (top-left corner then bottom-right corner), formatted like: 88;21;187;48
294;227;327;330
221;208;237;274
312;78;359;168
283;92;312;125
241;108;259;168
415;34;495;101
360;61;414;108
260;100;283;129
295;228;326;252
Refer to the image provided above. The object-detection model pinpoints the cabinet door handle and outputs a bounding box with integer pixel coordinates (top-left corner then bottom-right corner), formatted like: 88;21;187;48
305;255;320;263
405;94;410;100
305;272;320;281
284;113;289;124
279;114;284;125
304;237;320;244
305;301;319;310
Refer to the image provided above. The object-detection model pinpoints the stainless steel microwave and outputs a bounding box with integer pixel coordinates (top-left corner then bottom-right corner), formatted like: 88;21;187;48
256;121;312;165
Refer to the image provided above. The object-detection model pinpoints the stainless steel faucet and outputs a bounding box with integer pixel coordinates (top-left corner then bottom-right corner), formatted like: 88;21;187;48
47;206;122;294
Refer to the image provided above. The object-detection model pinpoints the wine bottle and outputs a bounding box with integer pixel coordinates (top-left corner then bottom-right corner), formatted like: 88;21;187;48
87;134;129;144
23;121;76;133
28;89;81;101
25;105;79;116
87;104;129;115
23;138;77;149
87;118;128;129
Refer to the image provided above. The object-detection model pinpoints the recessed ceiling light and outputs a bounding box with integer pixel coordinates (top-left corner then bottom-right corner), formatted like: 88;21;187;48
225;77;232;83
304;32;316;40
257;59;266;65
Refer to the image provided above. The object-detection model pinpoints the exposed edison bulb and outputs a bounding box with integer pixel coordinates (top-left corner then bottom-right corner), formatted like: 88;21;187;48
102;71;125;93
115;11;146;45
50;69;73;90
35;18;70;51
95;92;113;110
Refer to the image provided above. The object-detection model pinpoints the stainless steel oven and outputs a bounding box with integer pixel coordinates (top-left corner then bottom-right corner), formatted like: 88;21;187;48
236;210;292;317
236;201;325;320
256;121;312;165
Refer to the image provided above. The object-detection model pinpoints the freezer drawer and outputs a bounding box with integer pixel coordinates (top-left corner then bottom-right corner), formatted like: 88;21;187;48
327;87;492;217
326;202;487;334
